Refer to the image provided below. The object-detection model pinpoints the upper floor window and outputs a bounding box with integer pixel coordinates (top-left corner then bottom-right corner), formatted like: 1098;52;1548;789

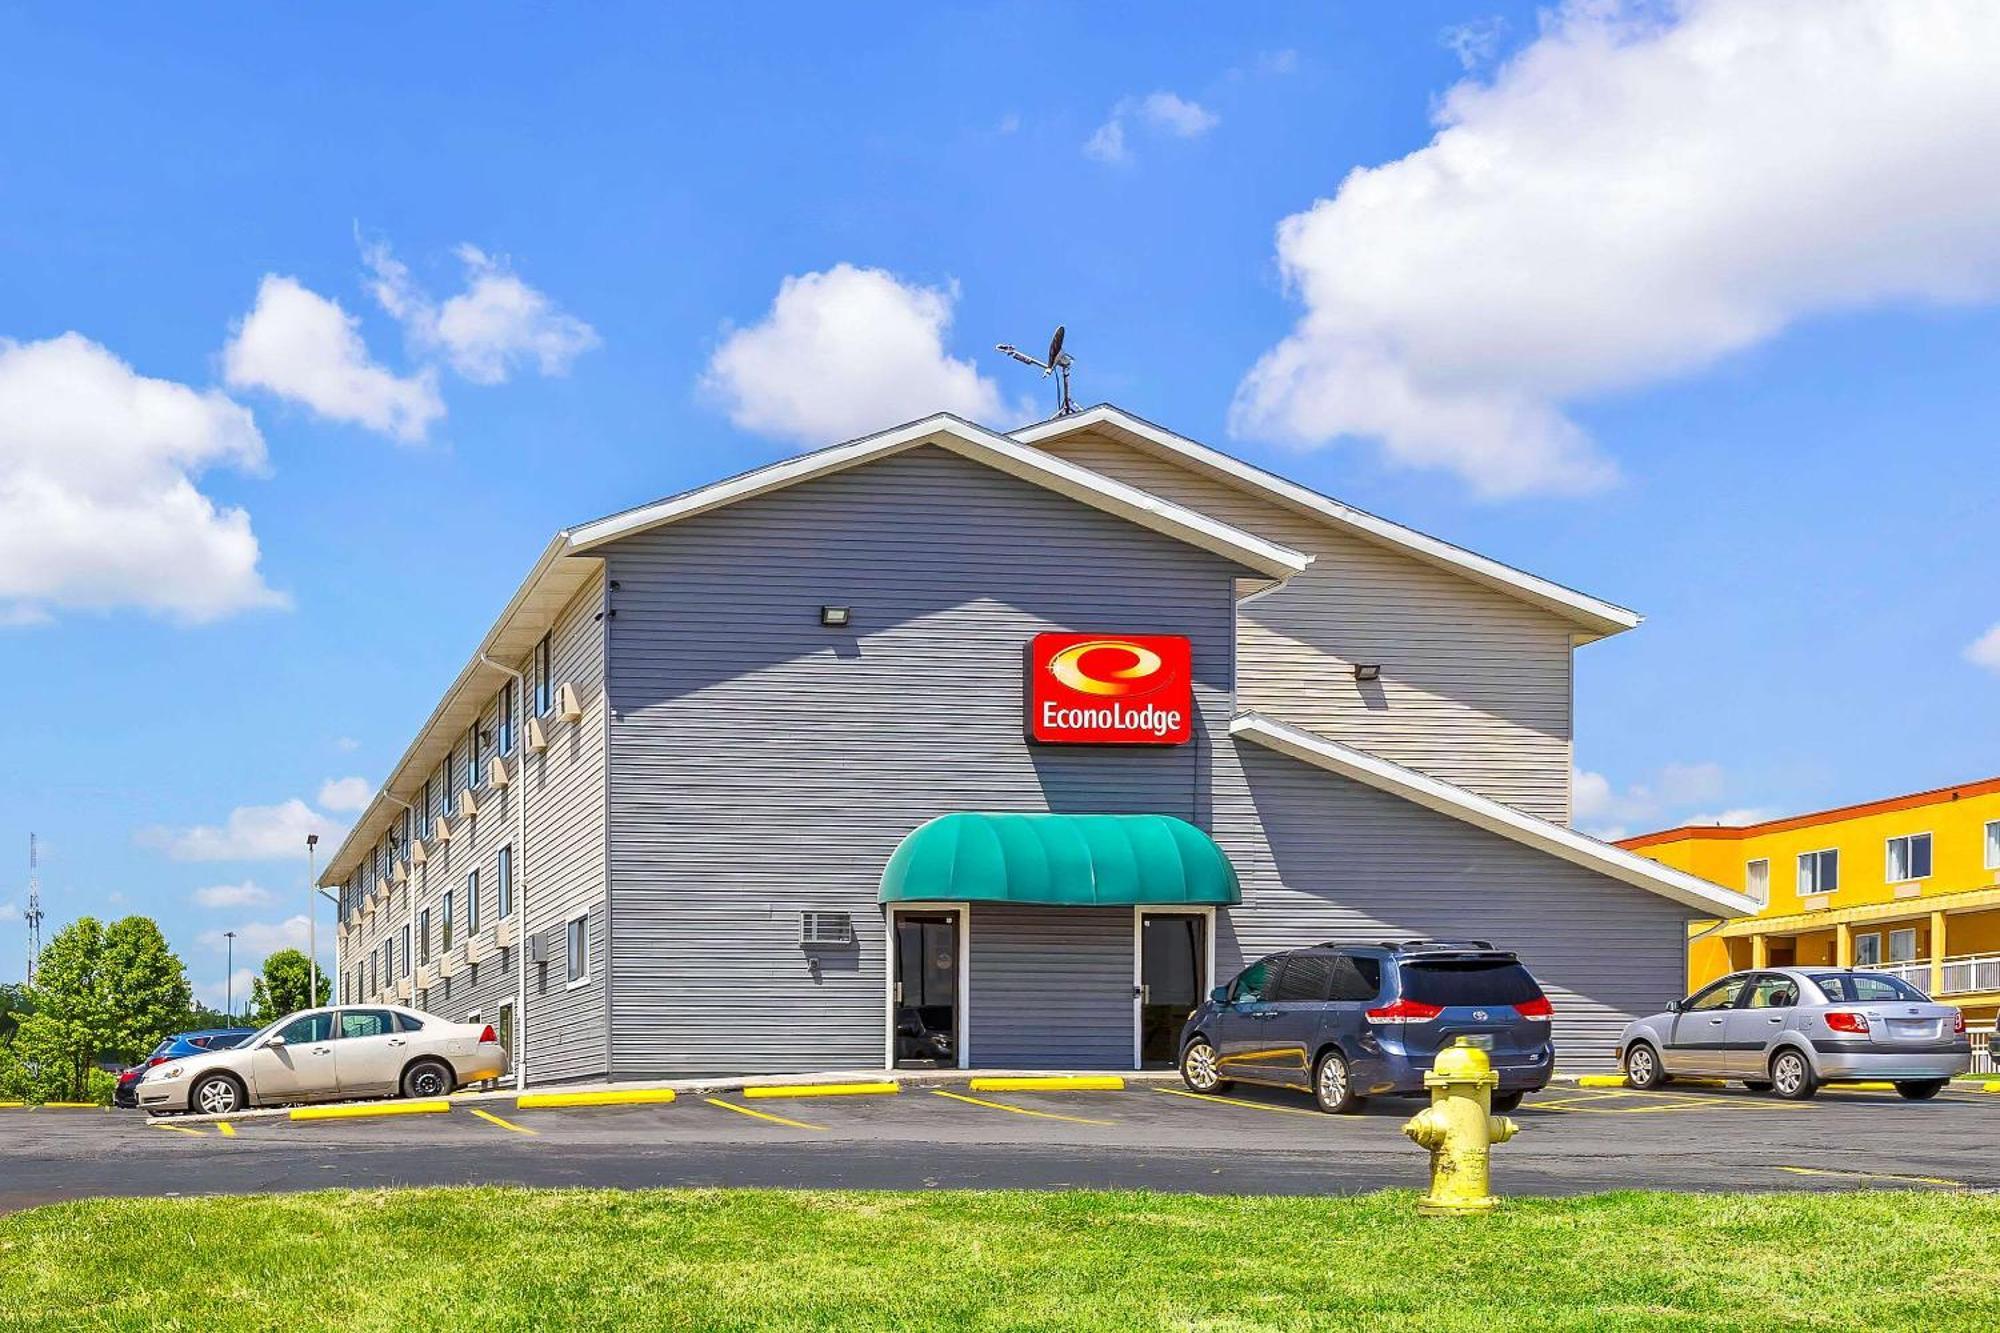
497;845;514;918
466;869;481;935
1986;820;2000;871
441;750;456;815
401;923;412;978
442;889;456;951
419;780;432;839
467;724;482;789
535;635;553;716
418;909;431;964
497;682;515;757
1885;833;1932;884
1745;859;1770;906
1797;848;1838;895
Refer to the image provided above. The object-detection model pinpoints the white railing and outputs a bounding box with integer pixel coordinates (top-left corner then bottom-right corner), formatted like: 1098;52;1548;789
1859;952;2000;998
1860;960;1930;989
1971;1027;1995;1076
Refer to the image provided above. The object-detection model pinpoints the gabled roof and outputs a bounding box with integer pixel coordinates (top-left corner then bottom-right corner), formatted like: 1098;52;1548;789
569;412;1312;580
1229;711;1756;918
1012;405;1641;642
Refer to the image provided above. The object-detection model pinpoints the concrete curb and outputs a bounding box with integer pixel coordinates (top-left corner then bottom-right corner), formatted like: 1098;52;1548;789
518;1088;678;1110
968;1075;1125;1092
742;1081;899;1099
291;1100;451;1121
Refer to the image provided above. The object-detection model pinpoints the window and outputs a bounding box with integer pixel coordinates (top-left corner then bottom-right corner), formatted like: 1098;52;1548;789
1988;820;2000;871
1227;958;1275;1003
497;845;513;918
1328;954;1383;1001
1853;932;1882;966
467;725;482;789
395;1011;427;1032
466;870;481;934
1400;960;1544;1007
441;751;456;816
275;1012;333;1045
1685;976;1748;1012
1745;859;1770;906
1271;953;1334;1003
401;924;412;978
1744;974;1798;1009
496;1002;513;1058
1888;928;1917;964
442;889;455;951
419;779;433;839
418;908;431;964
368;953;376;996
339;1009;395;1039
1796;849;1838;895
498;683;515;757
565;912;589;986
382;937;393;987
1886;833;1932;883
535;635;553;715
1812;971;1926;1003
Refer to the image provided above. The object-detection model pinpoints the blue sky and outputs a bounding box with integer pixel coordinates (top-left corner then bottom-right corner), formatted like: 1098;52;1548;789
4;2;1998;997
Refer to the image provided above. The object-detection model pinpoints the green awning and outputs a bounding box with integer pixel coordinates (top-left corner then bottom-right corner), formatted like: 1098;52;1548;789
880;813;1240;907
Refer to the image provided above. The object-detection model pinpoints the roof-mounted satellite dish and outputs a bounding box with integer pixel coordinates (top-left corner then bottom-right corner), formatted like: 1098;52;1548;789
995;324;1078;417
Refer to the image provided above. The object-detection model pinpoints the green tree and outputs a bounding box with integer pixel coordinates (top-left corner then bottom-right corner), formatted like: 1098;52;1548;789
11;915;195;1102
101;916;193;1062
0;982;32;1046
250;948;329;1021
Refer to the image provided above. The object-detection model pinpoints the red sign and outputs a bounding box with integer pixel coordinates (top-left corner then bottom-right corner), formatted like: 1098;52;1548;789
1026;633;1193;745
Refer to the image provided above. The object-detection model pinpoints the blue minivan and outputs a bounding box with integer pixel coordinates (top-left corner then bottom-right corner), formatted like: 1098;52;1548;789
1177;941;1555;1113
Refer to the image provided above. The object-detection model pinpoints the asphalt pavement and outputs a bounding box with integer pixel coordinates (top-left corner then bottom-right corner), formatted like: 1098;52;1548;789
3;1080;1993;1212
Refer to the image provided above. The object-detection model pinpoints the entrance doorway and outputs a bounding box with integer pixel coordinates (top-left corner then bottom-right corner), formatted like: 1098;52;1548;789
1138;911;1208;1068
892;910;961;1068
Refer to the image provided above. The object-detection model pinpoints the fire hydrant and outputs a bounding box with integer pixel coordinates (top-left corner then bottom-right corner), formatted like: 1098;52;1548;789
1401;1035;1520;1216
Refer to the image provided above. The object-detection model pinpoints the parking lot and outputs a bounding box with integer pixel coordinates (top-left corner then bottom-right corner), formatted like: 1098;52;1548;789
3;1077;1994;1212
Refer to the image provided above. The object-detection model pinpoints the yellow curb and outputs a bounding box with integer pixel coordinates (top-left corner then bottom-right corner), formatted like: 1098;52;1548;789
516;1088;677;1110
742;1081;899;1099
967;1075;1126;1092
1825;1082;1897;1092
42;1102;106;1109
1983;1081;2000;1093
289;1100;451;1121
0;1102;25;1109
1575;1074;1628;1088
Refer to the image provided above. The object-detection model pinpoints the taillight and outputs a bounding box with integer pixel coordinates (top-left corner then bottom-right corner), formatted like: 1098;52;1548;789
147;1055;168;1067
1366;999;1444;1024
1515;995;1554;1021
1825;1010;1869;1034
479;1025;498;1044
1954;1010;1967;1034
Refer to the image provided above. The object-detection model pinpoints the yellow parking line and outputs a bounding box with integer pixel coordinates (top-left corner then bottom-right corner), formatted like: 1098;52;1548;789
216;1121;236;1137
469;1108;537;1136
150;1121;206;1137
931;1089;1115;1126
1152;1087;1327;1119
1529;1090;1650;1110
1777;1165;1963;1188
741;1082;898;1099
703;1096;825;1131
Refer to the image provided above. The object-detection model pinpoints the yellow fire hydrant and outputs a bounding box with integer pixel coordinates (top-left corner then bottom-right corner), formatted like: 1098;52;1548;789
1402;1035;1520;1216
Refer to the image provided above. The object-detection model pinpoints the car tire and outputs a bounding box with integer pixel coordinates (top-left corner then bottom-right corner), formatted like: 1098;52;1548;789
1624;1041;1667;1090
1895;1079;1947;1101
1742;1080;1773;1092
1179;1038;1231;1094
190;1073;245;1116
1491;1090;1524;1113
1769;1048;1818;1100
1312;1050;1363;1114
401;1058;455;1100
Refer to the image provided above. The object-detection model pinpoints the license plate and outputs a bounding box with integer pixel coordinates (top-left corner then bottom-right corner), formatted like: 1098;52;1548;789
1888;1018;1936;1040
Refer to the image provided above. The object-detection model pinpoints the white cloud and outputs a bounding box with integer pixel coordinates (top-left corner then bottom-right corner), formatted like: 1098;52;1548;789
1965;623;2000;673
141;798;342;862
1574;760;1767;839
198;915;311;954
0;333;285;624
1442;17;1507;71
193;881;273;910
194;967;259;1012
0;901;17;923
1234;0;2000;498
365;241;599;386
223;274;443;442
1085;90;1218;163
316;776;373;813
333;736;361;753
700;264;1010;443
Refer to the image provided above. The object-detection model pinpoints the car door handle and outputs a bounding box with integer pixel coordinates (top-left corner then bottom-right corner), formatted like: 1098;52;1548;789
1765;1017;1782;1024
311;1046;332;1055
388;1038;407;1047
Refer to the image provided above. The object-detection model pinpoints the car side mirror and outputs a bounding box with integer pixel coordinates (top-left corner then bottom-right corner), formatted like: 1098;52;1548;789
1664;1000;1683;1014
1210;986;1229;1004
265;1035;287;1047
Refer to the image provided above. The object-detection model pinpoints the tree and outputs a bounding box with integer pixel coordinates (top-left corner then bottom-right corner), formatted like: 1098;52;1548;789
11;915;195;1102
0;982;32;1046
250;948;329;1021
101;916;192;1062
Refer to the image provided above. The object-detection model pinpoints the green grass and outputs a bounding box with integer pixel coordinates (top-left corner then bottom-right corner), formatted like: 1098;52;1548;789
2;1187;1996;1330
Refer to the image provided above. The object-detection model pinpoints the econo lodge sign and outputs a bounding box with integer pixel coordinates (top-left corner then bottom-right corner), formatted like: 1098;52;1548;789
1026;633;1193;745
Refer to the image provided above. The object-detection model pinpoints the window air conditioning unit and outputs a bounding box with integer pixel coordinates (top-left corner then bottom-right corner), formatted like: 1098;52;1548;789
800;911;854;948
556;681;584;723
526;931;550;966
525;716;549;754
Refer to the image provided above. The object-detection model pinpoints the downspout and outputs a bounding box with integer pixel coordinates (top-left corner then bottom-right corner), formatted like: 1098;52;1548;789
381;793;417;1005
481;651;531;1091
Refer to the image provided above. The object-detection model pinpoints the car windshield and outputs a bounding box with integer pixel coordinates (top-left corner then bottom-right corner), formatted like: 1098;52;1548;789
1400;959;1543;1007
1809;972;1929;1003
148;1038;175;1058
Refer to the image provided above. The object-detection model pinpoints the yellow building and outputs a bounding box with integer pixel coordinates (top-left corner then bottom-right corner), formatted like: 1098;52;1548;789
1620;777;2000;1023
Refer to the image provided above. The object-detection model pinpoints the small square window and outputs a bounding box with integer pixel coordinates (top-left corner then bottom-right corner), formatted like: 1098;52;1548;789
1886;833;1932;883
566;914;589;987
1797;849;1838;895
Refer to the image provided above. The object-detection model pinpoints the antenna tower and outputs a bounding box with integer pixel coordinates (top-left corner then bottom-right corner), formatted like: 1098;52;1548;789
25;834;44;986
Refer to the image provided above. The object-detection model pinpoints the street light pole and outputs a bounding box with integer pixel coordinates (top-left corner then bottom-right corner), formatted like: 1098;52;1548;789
306;833;320;1008
224;930;236;1021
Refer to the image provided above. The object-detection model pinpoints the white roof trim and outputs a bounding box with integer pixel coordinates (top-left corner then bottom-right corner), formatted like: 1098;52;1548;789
1012;406;1640;640
1228;711;1757;918
566;413;1312;580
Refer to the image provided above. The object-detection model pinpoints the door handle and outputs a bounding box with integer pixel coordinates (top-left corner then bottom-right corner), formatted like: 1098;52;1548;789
388;1038;407;1046
1765;1017;1781;1024
311;1046;332;1055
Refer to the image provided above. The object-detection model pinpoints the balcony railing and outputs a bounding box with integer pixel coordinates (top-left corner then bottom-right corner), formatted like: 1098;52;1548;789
1859;952;2000;998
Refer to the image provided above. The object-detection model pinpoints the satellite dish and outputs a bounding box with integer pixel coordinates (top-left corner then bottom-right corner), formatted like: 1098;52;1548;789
994;324;1079;416
1047;325;1066;367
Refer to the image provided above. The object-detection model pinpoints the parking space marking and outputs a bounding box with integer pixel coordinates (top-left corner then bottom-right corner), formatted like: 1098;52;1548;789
1530;1089;1796;1115
930;1089;1115;1126
1153;1087;1328;1119
150;1122;206;1137
1776;1165;1963;1188
470;1108;537;1136
703;1096;826;1131
216;1121;236;1137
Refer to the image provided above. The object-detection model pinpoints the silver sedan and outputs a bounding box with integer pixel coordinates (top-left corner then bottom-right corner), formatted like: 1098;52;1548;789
137;1005;507;1115
1614;968;1969;1100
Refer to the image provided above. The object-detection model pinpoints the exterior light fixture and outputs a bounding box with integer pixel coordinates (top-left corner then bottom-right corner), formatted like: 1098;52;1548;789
1353;663;1382;682
820;606;851;628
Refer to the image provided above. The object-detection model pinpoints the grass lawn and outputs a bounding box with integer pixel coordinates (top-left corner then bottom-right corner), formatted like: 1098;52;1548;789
2;1187;1996;1330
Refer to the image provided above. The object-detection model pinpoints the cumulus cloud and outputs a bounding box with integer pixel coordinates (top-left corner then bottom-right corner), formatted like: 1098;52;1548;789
1085;90;1219;163
0;333;285;624
141;798;342;862
365;241;599;386
223;274;444;442
1234;0;2000;498
193;881;273;909
316;776;373;813
701;264;1011;443
1574;761;1771;840
1965;623;2000;673
198;916;311;954
195;967;259;1012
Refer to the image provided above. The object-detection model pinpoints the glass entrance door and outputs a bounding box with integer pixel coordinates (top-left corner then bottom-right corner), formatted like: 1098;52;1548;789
893;911;960;1068
1139;912;1206;1068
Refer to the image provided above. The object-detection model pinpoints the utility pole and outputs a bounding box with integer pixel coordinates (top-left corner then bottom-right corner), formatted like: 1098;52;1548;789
24;834;43;987
306;834;320;1008
224;930;237;1021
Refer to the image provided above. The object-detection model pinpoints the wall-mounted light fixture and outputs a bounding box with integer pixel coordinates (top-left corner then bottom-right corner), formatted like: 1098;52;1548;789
1353;663;1382;682
819;605;851;628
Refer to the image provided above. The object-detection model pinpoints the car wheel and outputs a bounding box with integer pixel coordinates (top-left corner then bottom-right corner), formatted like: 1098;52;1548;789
1896;1079;1947;1101
191;1073;244;1116
1491;1090;1524;1113
1624;1041;1667;1090
402;1058;455;1099
1769;1048;1818;1100
1179;1038;1230;1094
1742;1081;1773;1092
1312;1050;1362;1114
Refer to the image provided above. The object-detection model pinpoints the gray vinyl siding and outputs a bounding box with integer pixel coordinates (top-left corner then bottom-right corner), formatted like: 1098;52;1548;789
602;445;1248;1078
1214;742;1691;1071
968;905;1132;1069
1035;429;1576;823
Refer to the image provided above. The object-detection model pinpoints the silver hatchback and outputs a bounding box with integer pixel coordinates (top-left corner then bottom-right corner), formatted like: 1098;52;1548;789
1615;968;1969;1100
